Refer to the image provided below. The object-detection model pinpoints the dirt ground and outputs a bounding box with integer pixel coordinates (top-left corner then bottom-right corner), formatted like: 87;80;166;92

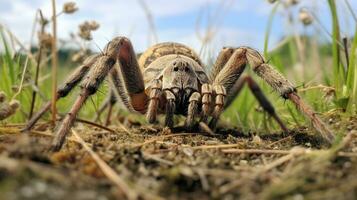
0;114;356;200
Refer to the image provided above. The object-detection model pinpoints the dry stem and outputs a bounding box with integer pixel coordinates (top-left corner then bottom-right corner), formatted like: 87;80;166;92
29;10;46;119
51;0;58;126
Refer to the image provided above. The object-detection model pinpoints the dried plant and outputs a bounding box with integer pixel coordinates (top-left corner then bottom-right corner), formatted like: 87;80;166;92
78;20;100;41
62;2;78;14
38;31;53;49
299;9;313;26
0;92;20;121
287;0;299;6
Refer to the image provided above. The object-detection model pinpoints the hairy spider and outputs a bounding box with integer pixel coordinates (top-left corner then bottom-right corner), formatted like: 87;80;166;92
23;37;334;151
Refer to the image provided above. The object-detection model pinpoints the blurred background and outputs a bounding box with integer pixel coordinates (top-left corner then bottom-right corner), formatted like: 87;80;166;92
1;0;356;54
0;0;356;132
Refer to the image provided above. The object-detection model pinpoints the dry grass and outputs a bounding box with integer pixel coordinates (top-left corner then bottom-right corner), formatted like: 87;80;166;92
0;114;356;199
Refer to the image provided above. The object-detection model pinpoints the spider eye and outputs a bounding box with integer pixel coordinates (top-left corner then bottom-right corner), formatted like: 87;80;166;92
184;66;190;72
173;66;179;71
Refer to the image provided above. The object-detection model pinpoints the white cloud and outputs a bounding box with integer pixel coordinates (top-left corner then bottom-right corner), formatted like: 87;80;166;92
0;0;270;52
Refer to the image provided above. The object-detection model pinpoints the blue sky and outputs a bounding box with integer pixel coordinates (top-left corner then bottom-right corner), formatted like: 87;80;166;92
0;0;356;57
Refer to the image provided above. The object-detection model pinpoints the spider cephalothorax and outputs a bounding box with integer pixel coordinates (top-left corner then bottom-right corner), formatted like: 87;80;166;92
23;36;334;151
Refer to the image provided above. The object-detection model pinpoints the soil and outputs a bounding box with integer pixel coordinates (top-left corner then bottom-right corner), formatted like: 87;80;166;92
0;114;356;200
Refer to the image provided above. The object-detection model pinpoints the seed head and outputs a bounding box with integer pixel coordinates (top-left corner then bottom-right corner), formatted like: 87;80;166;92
79;29;92;40
63;2;78;14
287;0;299;6
78;20;100;40
9;100;20;110
299;9;313;26
0;99;19;121
38;31;53;48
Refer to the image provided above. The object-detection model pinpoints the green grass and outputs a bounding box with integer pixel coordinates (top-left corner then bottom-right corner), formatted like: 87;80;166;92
346;26;357;113
0;28;109;124
327;0;357;114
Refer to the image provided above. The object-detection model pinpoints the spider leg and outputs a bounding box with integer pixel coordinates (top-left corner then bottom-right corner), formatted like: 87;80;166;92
202;47;237;124
209;47;235;81
164;90;176;128
146;79;162;123
51;55;117;151
116;37;148;113
225;75;288;132
209;85;226;129
209;46;333;143
200;83;213;123
244;47;334;143
208;48;248;129
185;91;201;130
22;55;99;132
51;37;140;151
109;67;135;112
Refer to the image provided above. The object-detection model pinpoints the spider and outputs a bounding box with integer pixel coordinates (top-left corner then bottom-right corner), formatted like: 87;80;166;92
23;37;334;151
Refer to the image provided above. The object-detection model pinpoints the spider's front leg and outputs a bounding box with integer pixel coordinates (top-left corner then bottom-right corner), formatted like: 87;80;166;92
51;37;146;151
146;79;162;123
22;54;99;132
185;91;201;130
51;56;117;151
116;38;148;114
164;90;175;128
205;48;247;129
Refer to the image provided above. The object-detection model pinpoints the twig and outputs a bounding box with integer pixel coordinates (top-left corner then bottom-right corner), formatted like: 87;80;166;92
148;142;242;154
132;133;201;148
22;101;52;132
75;117;115;133
29;10;46;119
0;127;81;144
191;143;241;150
337;152;357;157
72;130;138;200
265;136;292;147
51;0;58;126
118;122;131;135
142;152;174;166
222;148;290;155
